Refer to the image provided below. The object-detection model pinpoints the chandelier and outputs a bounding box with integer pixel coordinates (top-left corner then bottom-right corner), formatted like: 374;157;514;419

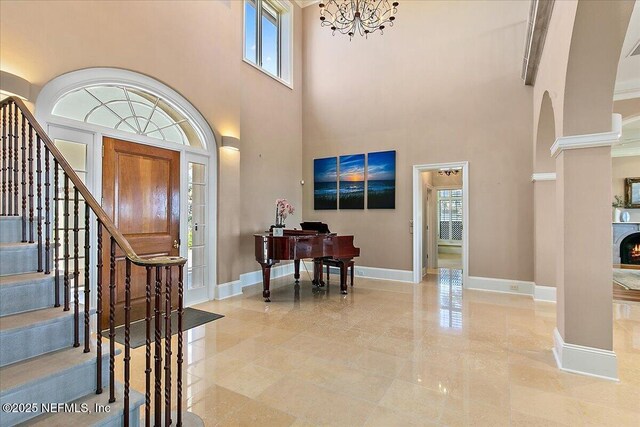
438;169;460;176
319;0;399;38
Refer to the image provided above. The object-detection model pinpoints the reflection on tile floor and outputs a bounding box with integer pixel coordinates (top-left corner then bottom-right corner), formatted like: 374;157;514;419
117;269;640;426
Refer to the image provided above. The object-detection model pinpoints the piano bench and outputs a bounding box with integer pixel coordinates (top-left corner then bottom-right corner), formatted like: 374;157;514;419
324;259;355;287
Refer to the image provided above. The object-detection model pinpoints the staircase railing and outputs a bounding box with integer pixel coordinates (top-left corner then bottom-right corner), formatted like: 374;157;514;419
1;96;188;427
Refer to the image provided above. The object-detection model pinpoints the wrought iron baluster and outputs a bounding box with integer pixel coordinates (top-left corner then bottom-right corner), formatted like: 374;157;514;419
154;266;162;427
124;259;132;427
35;130;42;272
177;264;184;427
84;201;90;353
2;103;6;215
54;160;60;307
28;123;34;243
21;112;26;240
6;102;13;215
109;236;116;403
164;266;172;427
96;220;103;394
63;174;70;311
73;187;80;347
44;148;51;275
145;266;152;427
13;103;18;216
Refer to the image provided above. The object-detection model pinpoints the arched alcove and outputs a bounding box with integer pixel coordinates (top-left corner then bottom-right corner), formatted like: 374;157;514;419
535;91;556;173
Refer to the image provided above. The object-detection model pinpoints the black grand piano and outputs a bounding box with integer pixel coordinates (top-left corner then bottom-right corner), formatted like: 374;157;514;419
254;223;360;302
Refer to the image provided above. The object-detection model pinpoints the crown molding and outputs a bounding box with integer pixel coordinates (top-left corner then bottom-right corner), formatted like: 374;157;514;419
295;0;319;8
614;80;640;101
532;173;556;182
550;114;622;158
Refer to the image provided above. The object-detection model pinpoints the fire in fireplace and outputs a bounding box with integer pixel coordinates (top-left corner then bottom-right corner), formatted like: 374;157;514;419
620;233;640;265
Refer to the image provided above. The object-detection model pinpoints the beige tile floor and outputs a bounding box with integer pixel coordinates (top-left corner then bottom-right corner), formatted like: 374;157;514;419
118;268;640;426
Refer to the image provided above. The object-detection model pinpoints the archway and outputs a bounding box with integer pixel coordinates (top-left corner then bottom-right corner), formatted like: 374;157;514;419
550;0;634;380
532;91;557;300
35;68;218;306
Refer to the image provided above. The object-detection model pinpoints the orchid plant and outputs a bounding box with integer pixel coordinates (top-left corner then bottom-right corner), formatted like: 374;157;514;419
275;198;295;227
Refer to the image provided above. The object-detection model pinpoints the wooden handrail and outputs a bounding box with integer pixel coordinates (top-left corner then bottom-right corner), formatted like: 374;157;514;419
1;96;186;267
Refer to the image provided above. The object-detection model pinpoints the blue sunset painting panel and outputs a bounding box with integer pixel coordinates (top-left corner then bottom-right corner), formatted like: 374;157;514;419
339;154;365;209
314;157;338;210
367;150;396;209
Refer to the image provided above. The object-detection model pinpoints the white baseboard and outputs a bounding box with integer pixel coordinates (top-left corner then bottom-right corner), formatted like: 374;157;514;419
466;276;534;296
302;261;413;283
553;328;618;381
534;284;557;302
216;263;295;300
466;276;557;302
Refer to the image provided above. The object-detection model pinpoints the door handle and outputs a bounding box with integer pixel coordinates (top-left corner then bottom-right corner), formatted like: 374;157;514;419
173;240;180;249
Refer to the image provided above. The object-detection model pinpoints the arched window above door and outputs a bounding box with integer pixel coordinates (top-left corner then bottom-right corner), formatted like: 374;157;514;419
52;84;204;148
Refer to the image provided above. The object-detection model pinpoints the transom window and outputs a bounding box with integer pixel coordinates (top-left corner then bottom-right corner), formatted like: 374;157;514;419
244;0;293;84
52;85;205;148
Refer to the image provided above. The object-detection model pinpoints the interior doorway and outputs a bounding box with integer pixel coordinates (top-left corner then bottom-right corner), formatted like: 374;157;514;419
413;162;469;285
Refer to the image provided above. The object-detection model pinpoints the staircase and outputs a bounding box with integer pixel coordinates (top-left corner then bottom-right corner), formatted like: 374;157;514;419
0;97;189;426
0;216;144;426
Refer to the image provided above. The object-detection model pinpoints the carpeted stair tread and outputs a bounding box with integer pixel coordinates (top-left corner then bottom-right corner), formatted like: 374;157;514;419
0;306;78;331
22;382;144;427
0;272;54;287
0;344;114;394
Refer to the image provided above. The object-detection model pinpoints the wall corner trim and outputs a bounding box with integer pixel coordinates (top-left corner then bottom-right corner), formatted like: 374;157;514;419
552;328;618;381
216;263;295;300
550;114;622;158
531;173;556;182
533;284;557;301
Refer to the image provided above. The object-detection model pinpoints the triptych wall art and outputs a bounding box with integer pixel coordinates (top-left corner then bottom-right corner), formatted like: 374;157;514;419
314;150;396;210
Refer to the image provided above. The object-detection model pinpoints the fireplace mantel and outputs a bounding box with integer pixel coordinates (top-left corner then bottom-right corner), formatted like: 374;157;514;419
613;223;640;264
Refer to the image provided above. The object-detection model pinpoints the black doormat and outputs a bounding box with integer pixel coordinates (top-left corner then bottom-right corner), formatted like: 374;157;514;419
105;308;224;349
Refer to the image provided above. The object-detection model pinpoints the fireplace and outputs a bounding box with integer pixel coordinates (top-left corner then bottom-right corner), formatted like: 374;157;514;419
620;232;640;265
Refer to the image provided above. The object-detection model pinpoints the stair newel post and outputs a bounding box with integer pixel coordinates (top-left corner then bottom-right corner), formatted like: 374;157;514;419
6;102;12;216
53;160;60;307
63;174;70;311
73;187;80;347
28;122;34;243
2;103;6;215
164;266;172;427
44;148;51;275
36;132;43;272
13;103;19;217
96;220;103;394
177;264;184;427
83;201;90;353
154;266;163;427
20;111;26;241
124;258;132;427
145;266;152;427
109;236;116;403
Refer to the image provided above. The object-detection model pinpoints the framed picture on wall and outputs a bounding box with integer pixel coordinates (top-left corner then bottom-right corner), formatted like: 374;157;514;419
625;177;640;208
367;150;396;209
339;154;365;209
314;157;338;210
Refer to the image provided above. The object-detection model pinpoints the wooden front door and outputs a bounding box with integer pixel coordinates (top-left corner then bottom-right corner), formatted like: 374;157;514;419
102;137;180;326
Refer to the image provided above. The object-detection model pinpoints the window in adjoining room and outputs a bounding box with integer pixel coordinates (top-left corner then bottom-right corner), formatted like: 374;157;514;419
438;189;463;243
244;0;293;85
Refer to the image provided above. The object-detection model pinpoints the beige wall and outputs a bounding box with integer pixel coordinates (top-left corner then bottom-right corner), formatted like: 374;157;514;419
613;155;640;203
0;0;303;284
302;0;533;281
534;181;556;287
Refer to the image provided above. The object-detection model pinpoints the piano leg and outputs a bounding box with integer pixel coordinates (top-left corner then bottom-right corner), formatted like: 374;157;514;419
260;262;274;302
294;259;300;283
339;259;348;295
312;258;325;287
